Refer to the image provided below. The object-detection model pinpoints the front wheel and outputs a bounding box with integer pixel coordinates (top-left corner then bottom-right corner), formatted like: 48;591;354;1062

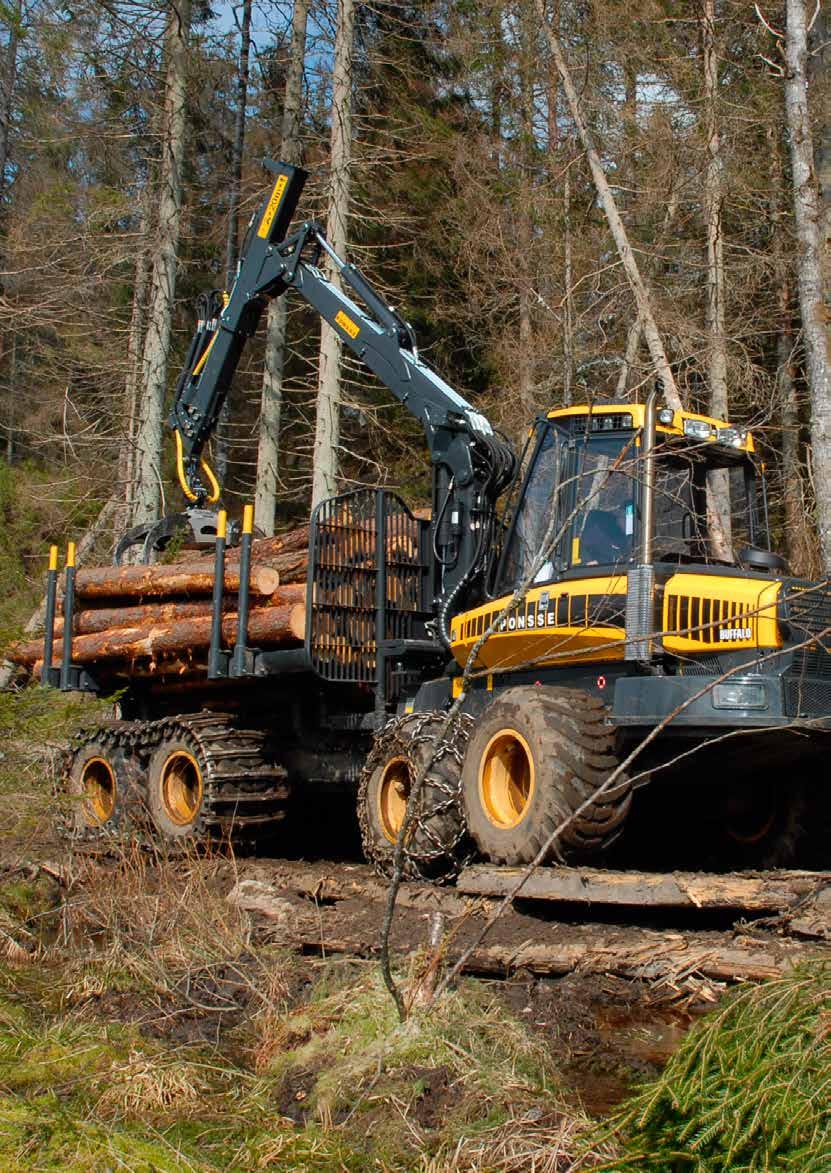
358;712;473;880
460;686;631;865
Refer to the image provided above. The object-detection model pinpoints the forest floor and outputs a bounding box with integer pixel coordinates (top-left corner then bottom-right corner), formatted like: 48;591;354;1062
0;685;828;1169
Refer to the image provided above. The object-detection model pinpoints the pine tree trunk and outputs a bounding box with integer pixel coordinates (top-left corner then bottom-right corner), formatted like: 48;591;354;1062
311;0;355;508
214;0;253;490
535;0;681;410
702;0;733;560
132;0;191;527
254;0;310;535
784;0;831;572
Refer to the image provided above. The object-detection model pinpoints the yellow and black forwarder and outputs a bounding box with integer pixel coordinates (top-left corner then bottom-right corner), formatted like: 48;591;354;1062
52;162;830;876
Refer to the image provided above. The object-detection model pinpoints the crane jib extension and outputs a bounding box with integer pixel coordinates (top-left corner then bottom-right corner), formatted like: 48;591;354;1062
168;160;515;630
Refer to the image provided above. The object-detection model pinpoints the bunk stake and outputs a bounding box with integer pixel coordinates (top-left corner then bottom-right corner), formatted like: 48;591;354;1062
41;545;59;686
59;542;83;690
231;504;256;676
208;509;230;678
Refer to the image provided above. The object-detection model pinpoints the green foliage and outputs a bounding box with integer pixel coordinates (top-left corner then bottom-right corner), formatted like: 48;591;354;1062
601;964;831;1172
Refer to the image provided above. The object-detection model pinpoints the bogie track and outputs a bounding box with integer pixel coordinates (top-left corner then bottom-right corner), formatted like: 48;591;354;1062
62;712;289;849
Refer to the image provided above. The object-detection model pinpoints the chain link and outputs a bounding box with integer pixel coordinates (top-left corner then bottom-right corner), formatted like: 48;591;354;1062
359;710;474;880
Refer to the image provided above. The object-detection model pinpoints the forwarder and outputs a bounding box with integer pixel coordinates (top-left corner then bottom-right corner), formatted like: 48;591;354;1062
51;161;829;876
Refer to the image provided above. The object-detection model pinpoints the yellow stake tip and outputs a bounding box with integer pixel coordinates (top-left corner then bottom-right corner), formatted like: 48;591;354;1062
66;541;77;568
217;509;228;540
242;504;254;534
48;545;59;571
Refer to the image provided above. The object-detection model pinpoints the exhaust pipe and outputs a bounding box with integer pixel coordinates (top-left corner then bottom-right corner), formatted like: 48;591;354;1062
625;388;659;663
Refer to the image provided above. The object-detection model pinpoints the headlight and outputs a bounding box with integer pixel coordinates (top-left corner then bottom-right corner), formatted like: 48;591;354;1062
712;682;768;710
716;426;747;449
683;418;714;441
657;407;675;425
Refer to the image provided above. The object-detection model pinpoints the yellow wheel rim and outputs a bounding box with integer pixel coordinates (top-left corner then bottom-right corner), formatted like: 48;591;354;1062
160;750;203;826
80;757;116;825
478;730;535;829
378;756;410;843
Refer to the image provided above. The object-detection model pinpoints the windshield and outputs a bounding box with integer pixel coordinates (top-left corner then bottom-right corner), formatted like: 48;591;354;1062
652;444;763;563
497;421;768;593
498;425;564;588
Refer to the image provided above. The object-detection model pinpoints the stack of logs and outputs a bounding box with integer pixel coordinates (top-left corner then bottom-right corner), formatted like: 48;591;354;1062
10;524;311;684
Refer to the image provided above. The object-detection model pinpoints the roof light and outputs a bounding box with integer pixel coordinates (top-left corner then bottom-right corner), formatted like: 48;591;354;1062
683;418;714;441
657;407;675;425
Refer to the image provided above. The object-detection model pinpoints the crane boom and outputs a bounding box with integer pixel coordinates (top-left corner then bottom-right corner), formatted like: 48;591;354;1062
167;159;515;628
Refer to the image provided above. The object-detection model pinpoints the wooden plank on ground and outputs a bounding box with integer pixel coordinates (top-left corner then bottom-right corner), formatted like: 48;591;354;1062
457;864;831;914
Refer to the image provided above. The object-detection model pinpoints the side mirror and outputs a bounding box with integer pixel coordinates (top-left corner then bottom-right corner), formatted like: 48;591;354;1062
738;546;788;574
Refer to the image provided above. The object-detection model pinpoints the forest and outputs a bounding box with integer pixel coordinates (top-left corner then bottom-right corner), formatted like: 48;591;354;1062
0;0;828;597
0;0;829;1170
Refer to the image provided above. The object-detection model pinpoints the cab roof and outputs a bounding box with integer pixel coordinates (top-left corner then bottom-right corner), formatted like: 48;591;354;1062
546;403;755;455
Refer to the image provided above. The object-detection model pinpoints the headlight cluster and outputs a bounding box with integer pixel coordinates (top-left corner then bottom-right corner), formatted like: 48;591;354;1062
681;417;747;448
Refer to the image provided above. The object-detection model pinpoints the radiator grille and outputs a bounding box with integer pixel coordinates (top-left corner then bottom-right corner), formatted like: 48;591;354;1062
307;490;430;697
665;591;754;643
782;579;831;715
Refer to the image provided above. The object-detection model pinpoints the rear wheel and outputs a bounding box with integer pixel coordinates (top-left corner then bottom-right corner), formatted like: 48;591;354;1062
144;715;289;846
358;712;473;880
63;731;137;839
461;686;631;865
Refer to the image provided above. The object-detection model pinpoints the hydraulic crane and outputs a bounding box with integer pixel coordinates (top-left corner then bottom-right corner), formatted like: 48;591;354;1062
120;160;515;647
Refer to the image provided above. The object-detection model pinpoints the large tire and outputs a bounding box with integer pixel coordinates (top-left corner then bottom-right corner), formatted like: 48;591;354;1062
62;726;141;841
143;714;289;846
358;711;473;881
460;686;631;865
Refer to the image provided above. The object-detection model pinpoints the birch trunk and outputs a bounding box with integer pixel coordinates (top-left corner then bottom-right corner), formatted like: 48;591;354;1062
702;0;732;560
311;0;355;508
254;0;310;535
132;0;191;527
809;7;830;417
118;205;151;534
545;13;573;406
615;187;679;398
516;0;536;419
784;0;831;572
534;0;680;410
214;0;252;490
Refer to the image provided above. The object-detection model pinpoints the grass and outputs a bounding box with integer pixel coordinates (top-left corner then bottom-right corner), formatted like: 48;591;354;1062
0;850;612;1171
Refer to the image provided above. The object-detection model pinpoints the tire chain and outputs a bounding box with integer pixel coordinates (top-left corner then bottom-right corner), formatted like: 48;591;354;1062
59;713;289;851
358;710;475;880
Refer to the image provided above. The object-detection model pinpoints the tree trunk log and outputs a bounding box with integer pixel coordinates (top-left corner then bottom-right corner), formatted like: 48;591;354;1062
51;584;305;637
73;561;280;601
12;602;305;666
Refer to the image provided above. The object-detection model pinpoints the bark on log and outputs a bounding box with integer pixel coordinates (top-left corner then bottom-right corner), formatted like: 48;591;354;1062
11;603;305;666
50;585;306;638
222;526;310;565
73;562;281;601
458;865;831;913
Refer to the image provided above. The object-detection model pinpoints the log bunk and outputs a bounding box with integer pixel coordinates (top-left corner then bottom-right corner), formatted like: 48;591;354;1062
9;510;312;690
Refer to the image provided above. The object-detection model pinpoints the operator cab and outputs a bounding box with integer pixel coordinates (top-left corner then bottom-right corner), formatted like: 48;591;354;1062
496;403;780;591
